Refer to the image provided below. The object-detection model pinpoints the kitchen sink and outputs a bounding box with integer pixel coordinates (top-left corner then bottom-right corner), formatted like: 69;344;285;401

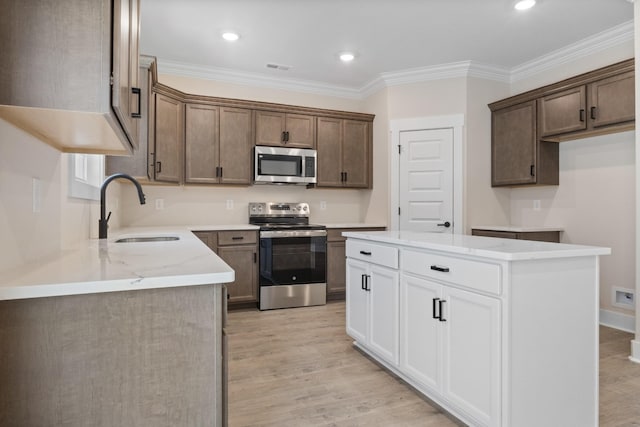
115;236;180;243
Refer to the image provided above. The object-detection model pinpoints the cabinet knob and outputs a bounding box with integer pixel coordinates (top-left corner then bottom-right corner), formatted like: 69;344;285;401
590;106;597;120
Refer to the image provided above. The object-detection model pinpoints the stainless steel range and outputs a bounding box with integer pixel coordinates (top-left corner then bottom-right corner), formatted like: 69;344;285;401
249;202;327;310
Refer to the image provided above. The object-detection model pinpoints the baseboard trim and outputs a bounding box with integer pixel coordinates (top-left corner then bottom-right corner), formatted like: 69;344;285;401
630;340;640;364
599;309;635;333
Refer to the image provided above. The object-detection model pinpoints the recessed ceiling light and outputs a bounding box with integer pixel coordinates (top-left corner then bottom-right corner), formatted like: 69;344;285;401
514;0;536;10
222;32;240;42
339;52;355;62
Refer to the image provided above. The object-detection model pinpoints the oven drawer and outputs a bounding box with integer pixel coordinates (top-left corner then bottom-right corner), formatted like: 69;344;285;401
402;249;502;295
346;240;398;269
218;230;258;246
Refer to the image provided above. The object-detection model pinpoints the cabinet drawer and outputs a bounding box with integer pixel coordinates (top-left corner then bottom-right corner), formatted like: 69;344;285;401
402;250;501;295
346;240;398;269
217;230;257;246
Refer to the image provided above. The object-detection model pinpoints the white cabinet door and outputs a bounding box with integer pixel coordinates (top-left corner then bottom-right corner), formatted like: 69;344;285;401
368;265;399;365
346;259;369;344
400;274;442;393
442;286;501;427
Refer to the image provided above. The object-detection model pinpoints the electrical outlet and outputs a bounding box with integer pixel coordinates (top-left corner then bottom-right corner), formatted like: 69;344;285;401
320;201;327;210
226;200;234;210
155;199;164;210
533;200;541;211
613;287;635;310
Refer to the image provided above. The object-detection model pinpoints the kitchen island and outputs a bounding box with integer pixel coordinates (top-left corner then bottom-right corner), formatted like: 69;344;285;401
0;228;233;427
343;230;610;427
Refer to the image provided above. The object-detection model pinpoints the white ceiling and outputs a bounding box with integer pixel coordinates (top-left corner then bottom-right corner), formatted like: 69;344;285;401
140;0;634;94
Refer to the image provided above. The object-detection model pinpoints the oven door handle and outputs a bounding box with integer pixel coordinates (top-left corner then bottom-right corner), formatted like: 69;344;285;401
260;230;327;238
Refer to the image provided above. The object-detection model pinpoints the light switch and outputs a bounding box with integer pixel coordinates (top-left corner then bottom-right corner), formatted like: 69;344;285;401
155;199;164;210
226;200;234;210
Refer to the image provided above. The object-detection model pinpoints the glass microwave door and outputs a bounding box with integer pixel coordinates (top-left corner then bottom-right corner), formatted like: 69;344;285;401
258;154;302;177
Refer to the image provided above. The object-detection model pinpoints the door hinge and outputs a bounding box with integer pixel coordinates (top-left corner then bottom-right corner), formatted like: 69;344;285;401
398;207;401;216
110;72;114;86
398;144;401;154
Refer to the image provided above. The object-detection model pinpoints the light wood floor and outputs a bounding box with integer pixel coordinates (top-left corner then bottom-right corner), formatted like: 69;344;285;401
227;301;640;426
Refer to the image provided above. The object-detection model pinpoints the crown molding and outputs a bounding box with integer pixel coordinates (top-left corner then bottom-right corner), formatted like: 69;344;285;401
510;20;634;83
155;21;634;100
156;59;363;100
359;61;510;98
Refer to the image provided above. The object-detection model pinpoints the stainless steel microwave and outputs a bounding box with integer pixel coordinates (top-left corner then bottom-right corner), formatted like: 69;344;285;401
254;146;317;185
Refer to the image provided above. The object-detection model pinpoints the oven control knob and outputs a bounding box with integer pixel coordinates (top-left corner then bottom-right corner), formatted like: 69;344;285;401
292;276;297;281
303;206;308;211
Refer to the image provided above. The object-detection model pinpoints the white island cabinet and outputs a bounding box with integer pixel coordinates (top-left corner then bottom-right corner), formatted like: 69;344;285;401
344;231;610;427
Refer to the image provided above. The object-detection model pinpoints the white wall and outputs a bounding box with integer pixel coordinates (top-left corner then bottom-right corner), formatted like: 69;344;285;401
510;42;634;94
159;74;364;112
122;184;369;226
364;77;511;233
0;119;115;273
510;132;635;318
362;87;390;225
465;77;511;232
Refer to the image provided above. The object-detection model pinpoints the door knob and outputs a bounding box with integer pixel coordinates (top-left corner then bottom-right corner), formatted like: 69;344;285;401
437;221;451;228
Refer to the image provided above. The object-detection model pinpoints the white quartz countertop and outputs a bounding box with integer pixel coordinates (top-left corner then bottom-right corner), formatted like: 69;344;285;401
471;225;564;232
342;230;610;261
0;227;235;301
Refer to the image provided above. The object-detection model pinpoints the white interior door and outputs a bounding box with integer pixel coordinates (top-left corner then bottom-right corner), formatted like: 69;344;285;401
399;128;454;233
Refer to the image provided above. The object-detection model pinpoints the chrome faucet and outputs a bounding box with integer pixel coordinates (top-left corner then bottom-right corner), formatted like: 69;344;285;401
99;173;146;239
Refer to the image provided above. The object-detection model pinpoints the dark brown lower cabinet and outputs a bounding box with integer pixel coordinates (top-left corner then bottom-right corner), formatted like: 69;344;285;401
194;230;259;308
471;228;560;243
327;240;347;299
0;285;226;426
326;227;386;300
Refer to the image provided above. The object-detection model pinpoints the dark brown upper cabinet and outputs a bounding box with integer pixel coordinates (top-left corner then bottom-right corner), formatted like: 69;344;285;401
184;105;253;185
0;0;141;155
539;86;587;137
317;118;371;188
110;80;374;186
588;71;635;129
255;111;316;148
540;70;634;139
490;59;633;187
153;93;184;183
491;101;558;187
